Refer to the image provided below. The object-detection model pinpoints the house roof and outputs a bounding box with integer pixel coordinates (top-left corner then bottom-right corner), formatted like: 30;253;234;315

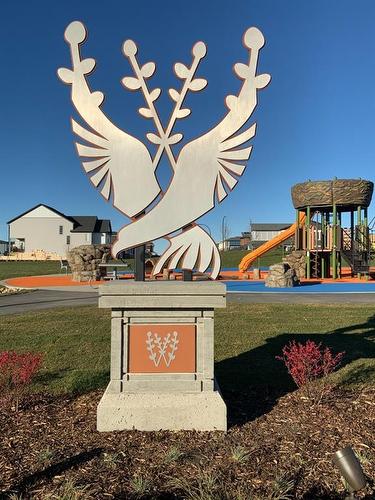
70;216;112;233
251;223;292;231
7;203;71;224
8;204;112;234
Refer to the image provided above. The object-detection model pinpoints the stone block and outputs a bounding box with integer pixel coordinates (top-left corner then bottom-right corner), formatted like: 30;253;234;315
97;383;227;431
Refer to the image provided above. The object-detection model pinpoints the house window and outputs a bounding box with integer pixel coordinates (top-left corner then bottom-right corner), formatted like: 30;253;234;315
59;225;63;235
66;236;70;245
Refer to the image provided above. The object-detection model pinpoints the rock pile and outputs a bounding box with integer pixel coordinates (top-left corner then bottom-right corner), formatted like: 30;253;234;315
282;251;306;279
265;263;299;288
67;245;111;282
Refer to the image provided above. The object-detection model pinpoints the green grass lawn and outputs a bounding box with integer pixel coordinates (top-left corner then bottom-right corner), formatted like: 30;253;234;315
0;259;136;281
220;247;285;268
0;261;62;281
0;303;373;395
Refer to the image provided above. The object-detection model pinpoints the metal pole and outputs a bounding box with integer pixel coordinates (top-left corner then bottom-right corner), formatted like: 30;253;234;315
134;211;146;281
221;215;227;251
357;205;362;279
364;207;369;280
321;212;326;277
350;210;354;277
306;206;311;279
182;269;193;281
134;245;145;281
337;210;341;278
327;212;331;277
295;209;300;250
332;204;337;279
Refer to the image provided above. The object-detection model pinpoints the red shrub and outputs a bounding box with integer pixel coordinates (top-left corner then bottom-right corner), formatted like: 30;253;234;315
0;351;43;410
276;340;344;388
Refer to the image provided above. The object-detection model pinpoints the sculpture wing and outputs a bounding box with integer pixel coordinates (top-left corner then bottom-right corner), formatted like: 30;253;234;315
174;26;270;206
58;21;160;218
71;117;160;218
178;122;256;204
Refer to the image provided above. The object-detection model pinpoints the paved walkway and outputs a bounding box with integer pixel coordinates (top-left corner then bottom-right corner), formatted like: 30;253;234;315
2;274;375;315
0;289;98;315
1;286;375;315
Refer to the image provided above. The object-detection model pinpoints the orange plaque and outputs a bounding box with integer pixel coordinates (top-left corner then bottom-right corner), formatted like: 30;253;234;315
128;324;196;373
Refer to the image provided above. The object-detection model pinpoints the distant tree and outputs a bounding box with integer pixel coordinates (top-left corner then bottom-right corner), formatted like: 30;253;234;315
247;219;254;250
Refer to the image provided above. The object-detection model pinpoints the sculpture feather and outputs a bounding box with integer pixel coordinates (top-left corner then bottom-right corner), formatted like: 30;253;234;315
58;21;160;218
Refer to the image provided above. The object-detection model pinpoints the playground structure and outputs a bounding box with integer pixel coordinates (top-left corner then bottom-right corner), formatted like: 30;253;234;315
239;179;374;279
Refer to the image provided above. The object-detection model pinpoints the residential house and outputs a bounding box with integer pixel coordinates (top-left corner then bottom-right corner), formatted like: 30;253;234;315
218;236;242;251
250;223;292;243
7;204;113;257
219;223;293;251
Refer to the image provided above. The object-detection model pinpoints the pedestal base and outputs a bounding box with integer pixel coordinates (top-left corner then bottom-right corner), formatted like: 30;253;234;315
98;282;227;432
97;384;227;432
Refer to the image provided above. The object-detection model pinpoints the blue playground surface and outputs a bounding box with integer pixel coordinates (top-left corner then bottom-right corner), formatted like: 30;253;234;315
225;281;375;293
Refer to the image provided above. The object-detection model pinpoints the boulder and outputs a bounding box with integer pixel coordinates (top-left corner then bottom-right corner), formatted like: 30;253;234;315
265;263;299;288
67;244;111;282
283;251;306;279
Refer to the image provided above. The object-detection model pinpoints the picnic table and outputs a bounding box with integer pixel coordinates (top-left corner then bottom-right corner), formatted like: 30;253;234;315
98;263;132;280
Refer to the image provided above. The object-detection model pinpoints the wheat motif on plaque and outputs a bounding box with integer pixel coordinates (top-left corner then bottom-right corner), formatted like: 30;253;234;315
58;22;270;278
146;331;179;368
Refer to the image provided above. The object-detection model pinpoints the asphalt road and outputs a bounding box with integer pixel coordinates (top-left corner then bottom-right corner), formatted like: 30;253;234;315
1;289;375;315
0;290;98;315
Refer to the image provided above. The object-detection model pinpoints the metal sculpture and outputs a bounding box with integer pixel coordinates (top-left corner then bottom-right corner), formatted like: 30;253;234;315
58;21;270;278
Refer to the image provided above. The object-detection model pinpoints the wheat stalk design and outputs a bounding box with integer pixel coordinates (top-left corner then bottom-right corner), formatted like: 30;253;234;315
167;331;179;365
122;40;207;172
145;331;179;367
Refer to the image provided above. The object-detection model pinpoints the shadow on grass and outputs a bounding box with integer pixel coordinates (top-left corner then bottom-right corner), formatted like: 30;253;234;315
7;448;103;496
35;368;70;385
33;369;109;396
68;370;109;394
216;314;375;426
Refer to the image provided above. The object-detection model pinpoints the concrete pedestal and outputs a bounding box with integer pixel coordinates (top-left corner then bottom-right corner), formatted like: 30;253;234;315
97;281;227;431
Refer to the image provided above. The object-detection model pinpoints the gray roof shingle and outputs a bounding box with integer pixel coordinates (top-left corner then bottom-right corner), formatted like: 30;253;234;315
251;223;292;231
70;216;112;233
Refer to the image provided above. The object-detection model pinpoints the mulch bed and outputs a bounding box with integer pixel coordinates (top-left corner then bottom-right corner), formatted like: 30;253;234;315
0;387;374;499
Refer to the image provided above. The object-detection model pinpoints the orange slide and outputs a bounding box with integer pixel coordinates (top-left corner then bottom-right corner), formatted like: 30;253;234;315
239;212;306;272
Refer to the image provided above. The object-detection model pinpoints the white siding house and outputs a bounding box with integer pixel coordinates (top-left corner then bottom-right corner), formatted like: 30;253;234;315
8;204;113;257
250;223;292;242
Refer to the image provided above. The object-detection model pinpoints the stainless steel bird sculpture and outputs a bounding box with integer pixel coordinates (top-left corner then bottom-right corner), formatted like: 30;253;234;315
58;21;270;278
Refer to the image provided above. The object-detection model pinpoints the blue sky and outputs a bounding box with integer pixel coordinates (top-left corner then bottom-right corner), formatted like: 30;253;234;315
1;0;375;246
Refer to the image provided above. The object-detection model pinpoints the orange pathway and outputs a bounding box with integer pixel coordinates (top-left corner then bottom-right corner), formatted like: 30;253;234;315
5;269;374;289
